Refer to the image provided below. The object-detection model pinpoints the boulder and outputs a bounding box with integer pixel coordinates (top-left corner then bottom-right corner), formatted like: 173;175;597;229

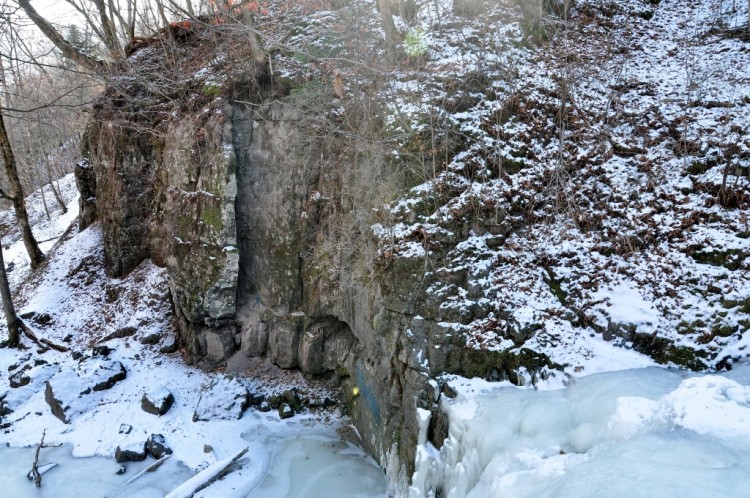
146;434;173;459
159;335;179;354
115;441;147;463
192;376;249;422
45;359;127;423
278;403;294;419
140;333;162;345
141;386;175;416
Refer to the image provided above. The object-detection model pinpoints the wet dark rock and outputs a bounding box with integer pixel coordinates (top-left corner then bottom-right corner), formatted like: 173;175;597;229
116;466;126;475
258;401;271;412
278;403;294;419
119;424;133;434
281;389;303;412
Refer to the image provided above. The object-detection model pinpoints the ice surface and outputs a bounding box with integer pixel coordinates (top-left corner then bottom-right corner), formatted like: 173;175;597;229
0;444;192;498
251;435;387;498
411;365;750;498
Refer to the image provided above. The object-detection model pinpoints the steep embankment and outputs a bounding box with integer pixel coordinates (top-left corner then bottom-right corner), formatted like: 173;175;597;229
76;0;749;489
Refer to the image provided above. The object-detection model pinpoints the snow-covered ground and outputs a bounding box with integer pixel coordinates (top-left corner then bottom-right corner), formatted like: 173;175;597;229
0;176;386;497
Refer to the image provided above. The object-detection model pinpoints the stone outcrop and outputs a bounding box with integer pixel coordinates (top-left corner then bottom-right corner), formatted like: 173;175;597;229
77;25;535;487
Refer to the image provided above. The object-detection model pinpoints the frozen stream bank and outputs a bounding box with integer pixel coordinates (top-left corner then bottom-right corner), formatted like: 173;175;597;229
1;430;386;498
411;365;750;498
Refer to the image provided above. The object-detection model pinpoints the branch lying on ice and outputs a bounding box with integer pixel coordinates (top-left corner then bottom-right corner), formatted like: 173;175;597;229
165;447;249;498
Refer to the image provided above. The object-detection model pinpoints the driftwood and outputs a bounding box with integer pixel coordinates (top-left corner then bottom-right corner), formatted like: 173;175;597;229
165;447;248;498
28;429;61;487
123;454;172;486
19;321;68;352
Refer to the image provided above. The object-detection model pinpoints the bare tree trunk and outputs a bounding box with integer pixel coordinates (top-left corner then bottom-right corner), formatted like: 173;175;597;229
44;155;67;213
0;109;45;269
0;243;21;347
16;0;107;72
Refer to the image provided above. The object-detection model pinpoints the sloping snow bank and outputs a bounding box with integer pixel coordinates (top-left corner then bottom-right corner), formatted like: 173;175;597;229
411;365;750;497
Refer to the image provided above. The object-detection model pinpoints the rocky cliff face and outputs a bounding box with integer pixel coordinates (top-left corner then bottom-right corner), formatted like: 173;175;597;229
75;19;560;489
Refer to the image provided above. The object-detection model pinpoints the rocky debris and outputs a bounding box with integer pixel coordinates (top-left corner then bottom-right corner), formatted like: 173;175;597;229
192;376;249;422
308;397;335;408
278;403;294;419
92;345;112;357
268;388;303;412
115;441;147;463
146;434;173;459
141;386;175;416
9;368;31;388
116;466;126;475
140;333;162;345
159;336;179;354
119;424;133;434
44;359;127;423
99;326;137;343
33;313;53;326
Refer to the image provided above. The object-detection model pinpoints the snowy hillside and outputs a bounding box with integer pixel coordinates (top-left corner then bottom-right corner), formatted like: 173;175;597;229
280;0;750;375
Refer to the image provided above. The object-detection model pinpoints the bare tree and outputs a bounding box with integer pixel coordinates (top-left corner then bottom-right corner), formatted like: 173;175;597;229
0;105;45;268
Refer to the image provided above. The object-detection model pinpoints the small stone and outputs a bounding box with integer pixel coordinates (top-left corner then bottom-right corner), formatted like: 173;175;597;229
141;387;175;416
71;351;83;361
159;336;179;354
19;311;35;320
9;370;31;389
62;334;73;343
99;326;137;343
119;424;133;434
281;389;303;412
279;403;294;419
116;466;126;475
441;383;458;399
140;333;162;345
258;401;271;412
92;345;112;357
146;434;173;459
34;313;53;325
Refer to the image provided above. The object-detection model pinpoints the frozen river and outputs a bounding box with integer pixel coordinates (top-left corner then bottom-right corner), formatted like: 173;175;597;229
0;432;387;498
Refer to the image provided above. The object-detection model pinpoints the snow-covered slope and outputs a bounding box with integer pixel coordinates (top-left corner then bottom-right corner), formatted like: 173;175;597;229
355;0;750;374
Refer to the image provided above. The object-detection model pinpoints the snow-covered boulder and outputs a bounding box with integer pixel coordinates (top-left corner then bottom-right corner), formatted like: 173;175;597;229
44;359;127;423
115;440;147;463
141;386;175;416
146;433;173;459
192;376;249;422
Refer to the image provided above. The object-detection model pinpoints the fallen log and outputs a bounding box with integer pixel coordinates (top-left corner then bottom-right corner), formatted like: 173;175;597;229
165;447;248;498
123;454;172;486
19;321;68;352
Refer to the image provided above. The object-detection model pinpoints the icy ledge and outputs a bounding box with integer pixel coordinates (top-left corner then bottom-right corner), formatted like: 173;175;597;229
410;365;750;498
